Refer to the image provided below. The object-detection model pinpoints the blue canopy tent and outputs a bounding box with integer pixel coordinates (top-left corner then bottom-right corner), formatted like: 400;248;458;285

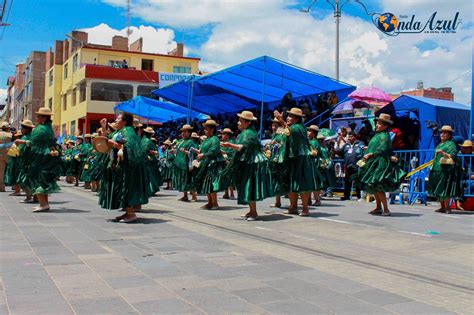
153;56;355;139
377;95;470;151
114;96;208;123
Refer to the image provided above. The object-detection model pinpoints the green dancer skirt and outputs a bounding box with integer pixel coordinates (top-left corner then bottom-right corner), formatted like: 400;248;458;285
356;156;405;194
427;164;462;200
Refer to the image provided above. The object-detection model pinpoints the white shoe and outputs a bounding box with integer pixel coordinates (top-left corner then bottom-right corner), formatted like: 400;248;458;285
247;216;257;221
32;206;50;212
357;198;364;202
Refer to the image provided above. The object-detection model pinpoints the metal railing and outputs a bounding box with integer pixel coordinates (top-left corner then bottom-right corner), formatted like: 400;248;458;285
328;151;474;204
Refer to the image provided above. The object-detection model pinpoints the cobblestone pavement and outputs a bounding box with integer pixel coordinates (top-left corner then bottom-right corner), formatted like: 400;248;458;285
1;182;473;314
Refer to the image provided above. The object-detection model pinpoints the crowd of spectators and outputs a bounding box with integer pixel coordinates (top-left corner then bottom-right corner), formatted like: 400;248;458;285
154;92;339;142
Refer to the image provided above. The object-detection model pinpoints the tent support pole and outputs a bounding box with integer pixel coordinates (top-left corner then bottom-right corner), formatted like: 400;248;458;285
259;57;266;143
187;80;194;124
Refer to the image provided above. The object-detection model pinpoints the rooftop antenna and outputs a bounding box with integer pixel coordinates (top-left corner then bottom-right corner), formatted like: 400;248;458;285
126;0;132;40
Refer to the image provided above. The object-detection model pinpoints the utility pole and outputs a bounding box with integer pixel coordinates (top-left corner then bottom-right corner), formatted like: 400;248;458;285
300;0;372;81
126;0;132;40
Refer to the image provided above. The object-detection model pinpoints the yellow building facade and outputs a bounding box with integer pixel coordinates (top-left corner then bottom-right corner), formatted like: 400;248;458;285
45;44;200;136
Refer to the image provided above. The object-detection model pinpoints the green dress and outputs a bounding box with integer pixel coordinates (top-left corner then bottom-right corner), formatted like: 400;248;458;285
194;135;224;194
172;138;196;192
356;130;405;194
427;140;462;199
24;121;61;195
63;147;75;176
270;130;288;195
4;155;19;186
318;144;336;189
80;142;94;182
16;131;32;189
99;130;124;209
222;126;273;205
160;148;174;182
100;127;149;209
309;138;327;189
142;136;162;196
284;123;323;193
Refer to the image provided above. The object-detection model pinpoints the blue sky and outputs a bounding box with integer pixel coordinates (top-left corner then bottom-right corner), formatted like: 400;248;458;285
0;0;471;104
0;0;383;77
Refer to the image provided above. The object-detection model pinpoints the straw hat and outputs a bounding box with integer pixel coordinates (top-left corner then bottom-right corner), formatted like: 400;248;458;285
143;127;155;134
20;119;35;128
317;134;326;140
237;111;257;121
77;135;84;140
308;125;319;132
92;133;98;138
376;113;393;125
163;139;172;146
67;139;75;144
108;122;117;130
92;136;110;154
440;125;454;133
222;128;234;135
180;124;193;131
202;119;219;127
461;140;473;147
133;118;143;128
286;107;305;117
35;107;53;116
85;134;92;138
191;132;200;139
1;121;10;128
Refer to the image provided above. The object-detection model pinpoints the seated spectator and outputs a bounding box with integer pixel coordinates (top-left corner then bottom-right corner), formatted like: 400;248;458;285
122;59;129;69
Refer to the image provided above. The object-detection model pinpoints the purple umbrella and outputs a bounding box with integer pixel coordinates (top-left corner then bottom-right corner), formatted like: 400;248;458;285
332;100;370;114
348;87;392;103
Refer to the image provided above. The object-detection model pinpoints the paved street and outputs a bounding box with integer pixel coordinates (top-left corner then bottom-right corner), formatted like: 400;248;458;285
1;183;473;315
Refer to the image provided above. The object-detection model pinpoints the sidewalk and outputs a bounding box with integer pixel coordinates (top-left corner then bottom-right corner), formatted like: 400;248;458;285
0;184;472;314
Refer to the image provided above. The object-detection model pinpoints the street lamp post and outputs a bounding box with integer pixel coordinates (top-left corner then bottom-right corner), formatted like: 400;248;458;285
301;0;372;81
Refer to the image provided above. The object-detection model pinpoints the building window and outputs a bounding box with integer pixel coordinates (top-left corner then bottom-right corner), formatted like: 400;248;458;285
72;54;79;72
79;82;86;103
48;98;52;109
48;70;53;86
142;59;153;71
62;123;67;136
137;85;157;97
90;82;133;102
173;66;191;73
64;63;68;79
70;121;76;135
62;94;67;110
108;60;123;68
72;88;77;106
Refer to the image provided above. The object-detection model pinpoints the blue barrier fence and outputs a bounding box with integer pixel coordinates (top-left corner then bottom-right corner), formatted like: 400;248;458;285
327;150;474;204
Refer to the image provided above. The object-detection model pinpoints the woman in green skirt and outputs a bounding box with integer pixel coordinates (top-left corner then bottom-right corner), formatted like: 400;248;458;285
273;108;323;216
14;107;61;212
427;125;462;214
269;117;288;208
357;114;405;216
307;125;324;206
221;111;273;221
142;127;162;197
104;112;149;223
192;119;224;210
160;139;174;190
16;119;35;202
4;131;23;195
173;124;197;202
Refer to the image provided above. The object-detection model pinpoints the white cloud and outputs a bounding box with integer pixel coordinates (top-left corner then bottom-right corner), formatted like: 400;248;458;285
111;0;287;29
80;23;177;54
100;0;473;104
0;88;7;105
